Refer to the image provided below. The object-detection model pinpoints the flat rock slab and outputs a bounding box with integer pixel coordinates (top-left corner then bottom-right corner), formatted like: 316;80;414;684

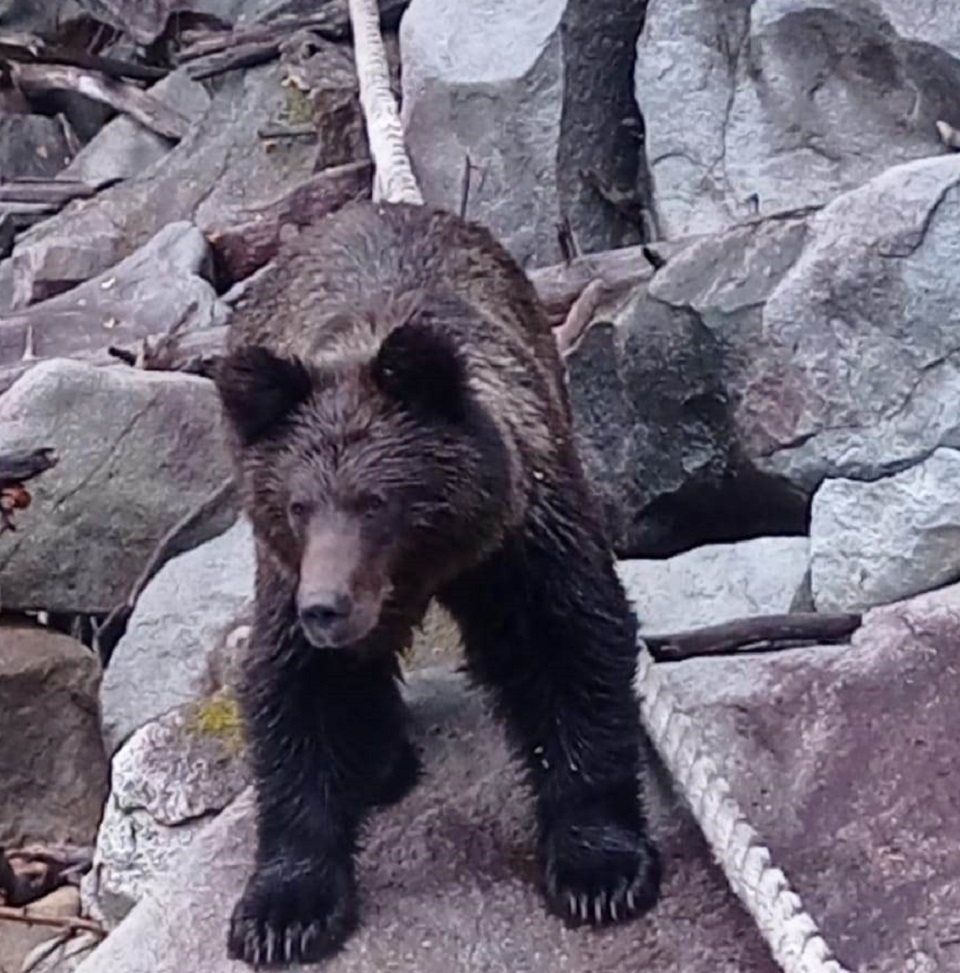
76;580;960;972
666;581;960;972
75;667;778;973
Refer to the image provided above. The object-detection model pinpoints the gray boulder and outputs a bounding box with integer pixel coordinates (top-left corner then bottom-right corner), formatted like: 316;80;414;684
0;115;72;181
83;696;250;927
648;154;960;495
0;622;109;847
618;535;811;633
101;518;255;753
0;359;234;613
400;0;648;269
72;666;779;973
61;68;212;190
811;447;960;612
636;0;960;238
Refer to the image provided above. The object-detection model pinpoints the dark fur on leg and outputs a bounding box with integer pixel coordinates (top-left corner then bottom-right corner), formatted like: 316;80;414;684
227;559;418;967
440;468;662;929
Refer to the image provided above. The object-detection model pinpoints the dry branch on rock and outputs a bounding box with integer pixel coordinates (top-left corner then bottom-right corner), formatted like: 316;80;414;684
7;62;189;140
644;612;863;663
0;904;106;938
0;846;93;908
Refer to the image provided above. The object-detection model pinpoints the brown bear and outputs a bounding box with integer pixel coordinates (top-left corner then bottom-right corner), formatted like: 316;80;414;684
213;199;662;967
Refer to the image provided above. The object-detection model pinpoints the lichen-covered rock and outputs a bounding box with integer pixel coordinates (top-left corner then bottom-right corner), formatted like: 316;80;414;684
82;695;250;928
0;623;109;847
636;0;960;238
811;448;960;612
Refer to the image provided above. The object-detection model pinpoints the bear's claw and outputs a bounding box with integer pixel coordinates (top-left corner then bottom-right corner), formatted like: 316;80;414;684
227;858;357;968
543;817;661;929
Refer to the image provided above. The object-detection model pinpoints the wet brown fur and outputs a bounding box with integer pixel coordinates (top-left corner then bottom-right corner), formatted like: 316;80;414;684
215;200;661;968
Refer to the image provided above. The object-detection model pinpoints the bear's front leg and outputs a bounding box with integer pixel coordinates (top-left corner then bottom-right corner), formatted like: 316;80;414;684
227;568;415;968
441;487;662;930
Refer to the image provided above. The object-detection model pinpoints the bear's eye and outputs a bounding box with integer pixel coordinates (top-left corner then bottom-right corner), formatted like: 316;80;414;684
355;493;387;517
288;499;309;520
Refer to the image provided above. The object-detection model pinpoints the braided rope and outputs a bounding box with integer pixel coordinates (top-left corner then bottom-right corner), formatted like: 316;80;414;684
635;647;851;973
344;3;848;971
346;0;423;206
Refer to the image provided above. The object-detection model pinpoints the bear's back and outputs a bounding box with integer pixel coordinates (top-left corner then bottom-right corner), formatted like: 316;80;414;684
225;201;556;370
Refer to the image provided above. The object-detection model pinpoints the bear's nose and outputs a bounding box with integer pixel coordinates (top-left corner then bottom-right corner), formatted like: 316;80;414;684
299;592;353;630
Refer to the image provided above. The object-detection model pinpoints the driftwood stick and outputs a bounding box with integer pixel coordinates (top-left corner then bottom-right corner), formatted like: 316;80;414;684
9;62;190;140
0;447;58;486
0;905;106;938
0;180;97;206
937;120;960;151
95;476;240;665
0;39;167;81
555;278;607;356
643;612;862;663
186;40;280;81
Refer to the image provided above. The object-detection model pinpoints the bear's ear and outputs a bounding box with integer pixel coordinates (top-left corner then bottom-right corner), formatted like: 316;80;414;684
371;321;468;421
213;345;313;445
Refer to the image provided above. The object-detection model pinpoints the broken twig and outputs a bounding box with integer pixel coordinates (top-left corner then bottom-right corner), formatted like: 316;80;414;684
0;905;106;938
9;62;189;140
643;612;862;663
555;279;606;356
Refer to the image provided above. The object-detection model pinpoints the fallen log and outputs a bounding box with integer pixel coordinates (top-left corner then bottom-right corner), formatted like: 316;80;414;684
643;611;862;663
8;62;190;140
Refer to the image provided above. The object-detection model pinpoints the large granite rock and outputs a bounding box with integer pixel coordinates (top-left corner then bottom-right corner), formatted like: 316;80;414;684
648;154;960;496
666;580;960;972
636;0;960;238
618;535;811;632
72;666;779;973
0;359;234;614
401;0;649;268
566;278;807;556
811;447;960;612
0;622;109;847
101;518;255;753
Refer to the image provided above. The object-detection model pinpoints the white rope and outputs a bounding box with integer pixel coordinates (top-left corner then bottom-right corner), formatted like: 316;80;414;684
635;647;852;973
343;4;848;970
346;0;423;206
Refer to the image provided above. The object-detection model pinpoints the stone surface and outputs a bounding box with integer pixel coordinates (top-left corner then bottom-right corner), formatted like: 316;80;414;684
0;359;235;614
82;696;250;928
400;0;648;269
0;115;72;181
11;41;365;308
72;666;778;973
648;154;960;496
663;580;960;973
0;886;80;973
0;221;230;393
60;68;212;190
101;518;254;753
636;0;960;238
566;280;806;557
618;535;811;633
19;933;100;973
810;447;960;612
0;622;109;847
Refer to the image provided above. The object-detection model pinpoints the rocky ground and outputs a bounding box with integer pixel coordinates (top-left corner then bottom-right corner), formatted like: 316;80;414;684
1;1;959;972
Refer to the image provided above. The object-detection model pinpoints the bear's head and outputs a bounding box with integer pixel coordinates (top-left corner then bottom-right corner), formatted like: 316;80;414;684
214;296;512;649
